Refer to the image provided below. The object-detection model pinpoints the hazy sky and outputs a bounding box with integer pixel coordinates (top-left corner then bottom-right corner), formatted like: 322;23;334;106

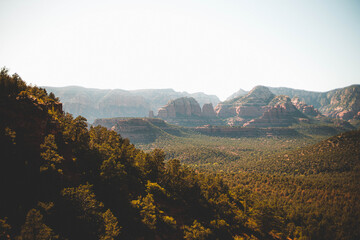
1;0;360;100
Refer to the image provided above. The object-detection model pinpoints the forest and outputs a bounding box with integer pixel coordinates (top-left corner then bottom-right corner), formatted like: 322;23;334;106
0;68;359;240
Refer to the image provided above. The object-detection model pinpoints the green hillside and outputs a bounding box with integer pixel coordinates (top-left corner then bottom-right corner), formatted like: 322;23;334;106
1;68;359;240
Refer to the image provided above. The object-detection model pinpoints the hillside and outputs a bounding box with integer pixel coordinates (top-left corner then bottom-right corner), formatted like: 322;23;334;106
2;68;360;240
2;68;281;240
93;118;187;144
254;129;360;175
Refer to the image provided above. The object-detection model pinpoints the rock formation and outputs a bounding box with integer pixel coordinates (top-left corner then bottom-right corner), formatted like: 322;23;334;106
320;85;360;120
45;86;220;123
268;85;360;120
215;86;275;119
243;95;305;127
291;97;320;116
157;97;202;118
201;103;216;117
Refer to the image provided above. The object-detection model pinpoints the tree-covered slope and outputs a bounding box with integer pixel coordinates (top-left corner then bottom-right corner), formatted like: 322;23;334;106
1;68;280;240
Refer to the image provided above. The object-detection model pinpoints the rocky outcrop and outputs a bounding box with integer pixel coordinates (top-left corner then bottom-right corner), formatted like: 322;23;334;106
320;85;360;120
202;103;216;117
243;95;305;127
291;97;320;116
215;86;275;119
156;98;225;127
157;97;201;118
268;85;360;120
214;104;237;118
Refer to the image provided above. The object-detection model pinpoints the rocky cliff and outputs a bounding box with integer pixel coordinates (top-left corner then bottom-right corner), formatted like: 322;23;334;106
291;97;321;116
202;103;216;117
319;85;360;120
268;85;360;120
243;95;305;127
215;86;275;118
157;97;202;118
156;97;224;127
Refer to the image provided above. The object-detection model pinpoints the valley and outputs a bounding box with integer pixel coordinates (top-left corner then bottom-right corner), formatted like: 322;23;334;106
1;69;359;240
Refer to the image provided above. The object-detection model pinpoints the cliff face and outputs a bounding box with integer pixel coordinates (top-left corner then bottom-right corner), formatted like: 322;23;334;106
156;97;224;127
268;85;360;120
243;95;305;128
320;85;360;120
292;97;320;116
157;97;202;118
202;103;216;117
215;86;275;118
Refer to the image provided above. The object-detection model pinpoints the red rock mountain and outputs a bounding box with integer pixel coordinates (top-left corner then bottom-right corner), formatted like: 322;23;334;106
215;86;275;118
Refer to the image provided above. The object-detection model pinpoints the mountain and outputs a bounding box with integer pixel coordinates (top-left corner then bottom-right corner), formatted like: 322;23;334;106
215;86;275;119
269;85;360;120
157;97;202;118
225;88;248;100
44;86;220;123
243;95;306;128
153;97;224;127
227;85;360;121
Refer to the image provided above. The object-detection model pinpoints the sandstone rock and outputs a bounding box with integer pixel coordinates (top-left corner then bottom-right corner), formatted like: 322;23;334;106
292;97;320;116
215;86;275;119
202;103;216;117
236;106;267;118
337;110;354;120
243;95;305;127
157;97;201;118
214;104;237;118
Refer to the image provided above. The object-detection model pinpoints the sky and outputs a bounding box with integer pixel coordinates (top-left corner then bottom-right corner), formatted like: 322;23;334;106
0;0;360;100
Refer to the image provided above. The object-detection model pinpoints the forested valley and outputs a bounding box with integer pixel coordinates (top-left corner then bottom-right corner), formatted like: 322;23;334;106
1;68;359;240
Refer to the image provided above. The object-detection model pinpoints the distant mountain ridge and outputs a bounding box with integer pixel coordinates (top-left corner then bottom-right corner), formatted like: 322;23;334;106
45;84;360;123
228;85;360;121
44;86;220;123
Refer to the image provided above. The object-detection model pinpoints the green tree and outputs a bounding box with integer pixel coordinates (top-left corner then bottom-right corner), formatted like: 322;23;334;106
17;209;58;240
40;134;64;174
100;209;121;240
183;220;212;240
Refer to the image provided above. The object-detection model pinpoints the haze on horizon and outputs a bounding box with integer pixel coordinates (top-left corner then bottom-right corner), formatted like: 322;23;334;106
1;0;360;100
